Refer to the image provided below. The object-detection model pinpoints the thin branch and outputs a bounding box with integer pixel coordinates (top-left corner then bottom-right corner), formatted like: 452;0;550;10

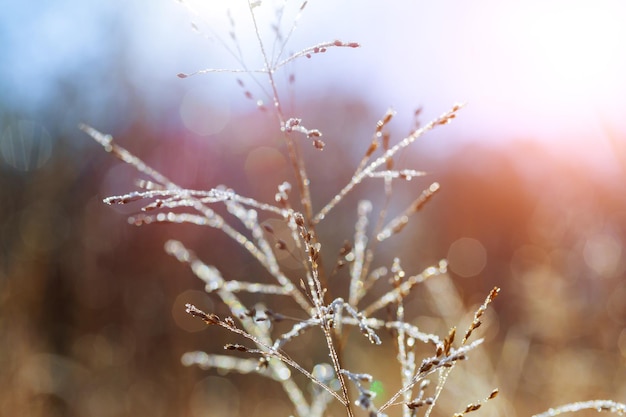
377;339;484;415
532;400;626;417
312;104;463;224
185;303;346;406
363;260;448;317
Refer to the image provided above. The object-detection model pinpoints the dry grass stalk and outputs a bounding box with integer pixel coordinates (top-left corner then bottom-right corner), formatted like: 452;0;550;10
81;1;623;416
532;400;626;417
80;2;489;415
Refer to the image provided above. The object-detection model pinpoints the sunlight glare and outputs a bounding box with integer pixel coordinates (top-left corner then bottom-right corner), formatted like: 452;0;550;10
522;2;626;100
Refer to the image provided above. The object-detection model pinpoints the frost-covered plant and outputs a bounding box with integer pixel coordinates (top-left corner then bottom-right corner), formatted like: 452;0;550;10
82;1;625;417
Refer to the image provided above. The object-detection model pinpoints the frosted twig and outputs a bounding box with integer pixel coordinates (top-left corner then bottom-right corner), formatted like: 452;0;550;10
272;0;309;66
272;315;440;351
272;320;318;351
81;126;282;277
377;339;484;414
177;68;264;78
328;298;381;345
79;124;174;189
184;303;346;406
449;388;499;417
283;117;324;149
83;124;310;310
532;400;626;417
224;198;312;311
340;370;386;416
463;287;500;344
366;169;427;180
292;213;354;416
163;239;310;414
165;245;311;409
425;288;500;417
103;188;289;217
354;108;396;177
376;182;440;242
274;40;360;70
348;200;372;306
175;0;259;83
393;288;415;417
247;2;314;223
363;260;448;316
312;104;463;224
181;351;276;378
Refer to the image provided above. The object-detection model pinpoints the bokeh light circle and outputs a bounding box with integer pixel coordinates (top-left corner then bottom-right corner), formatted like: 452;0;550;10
447;237;487;278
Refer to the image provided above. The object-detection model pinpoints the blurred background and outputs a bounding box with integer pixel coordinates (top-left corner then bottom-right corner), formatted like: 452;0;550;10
1;0;625;416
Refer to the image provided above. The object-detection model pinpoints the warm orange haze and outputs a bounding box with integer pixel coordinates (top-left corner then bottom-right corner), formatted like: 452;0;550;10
0;1;625;416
